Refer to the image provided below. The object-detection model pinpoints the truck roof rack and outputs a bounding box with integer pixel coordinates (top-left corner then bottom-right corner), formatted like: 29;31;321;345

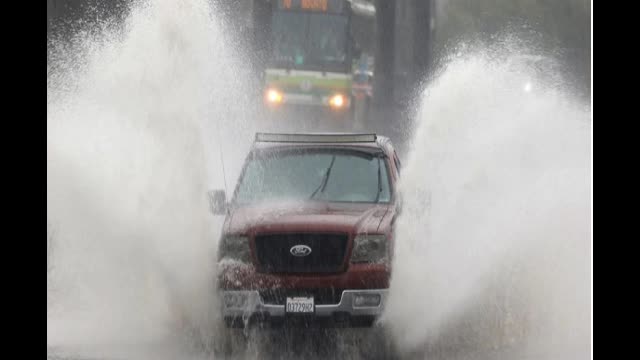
255;133;378;143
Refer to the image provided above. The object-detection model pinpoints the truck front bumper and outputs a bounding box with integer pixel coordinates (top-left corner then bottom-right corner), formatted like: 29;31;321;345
220;289;389;328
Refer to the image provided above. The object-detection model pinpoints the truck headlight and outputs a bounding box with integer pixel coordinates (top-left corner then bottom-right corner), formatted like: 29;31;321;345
218;235;251;263
351;234;388;263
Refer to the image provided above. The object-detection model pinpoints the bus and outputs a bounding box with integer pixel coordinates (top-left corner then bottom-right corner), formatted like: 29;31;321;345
259;0;375;128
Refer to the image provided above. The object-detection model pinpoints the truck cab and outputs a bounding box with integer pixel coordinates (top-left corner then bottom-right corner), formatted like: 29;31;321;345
209;133;401;331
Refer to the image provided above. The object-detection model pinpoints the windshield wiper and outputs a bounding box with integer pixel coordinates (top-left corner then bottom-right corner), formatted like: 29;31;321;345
374;156;382;203
310;155;336;199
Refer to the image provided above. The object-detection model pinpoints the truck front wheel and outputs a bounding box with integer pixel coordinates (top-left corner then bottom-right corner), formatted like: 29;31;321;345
358;324;399;360
212;321;248;357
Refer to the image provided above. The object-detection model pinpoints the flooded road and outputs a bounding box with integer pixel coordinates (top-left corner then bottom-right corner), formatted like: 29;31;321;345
47;1;590;359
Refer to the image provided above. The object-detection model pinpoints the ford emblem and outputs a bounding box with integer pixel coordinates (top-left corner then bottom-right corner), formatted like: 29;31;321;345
290;245;312;257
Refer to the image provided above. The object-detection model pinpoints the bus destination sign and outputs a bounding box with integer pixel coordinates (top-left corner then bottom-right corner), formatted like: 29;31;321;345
278;0;345;13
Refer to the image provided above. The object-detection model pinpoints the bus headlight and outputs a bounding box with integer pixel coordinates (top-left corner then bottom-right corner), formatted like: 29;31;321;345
265;88;283;105
351;234;387;263
329;94;346;109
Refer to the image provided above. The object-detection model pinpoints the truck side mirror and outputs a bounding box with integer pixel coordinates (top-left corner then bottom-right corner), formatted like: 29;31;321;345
349;33;362;59
353;44;362;59
208;190;227;215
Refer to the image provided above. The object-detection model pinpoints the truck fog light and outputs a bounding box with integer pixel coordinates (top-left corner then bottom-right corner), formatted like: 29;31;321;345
224;293;248;308
353;293;381;307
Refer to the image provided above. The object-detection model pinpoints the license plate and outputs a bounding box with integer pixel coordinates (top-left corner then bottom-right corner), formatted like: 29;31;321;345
286;296;314;313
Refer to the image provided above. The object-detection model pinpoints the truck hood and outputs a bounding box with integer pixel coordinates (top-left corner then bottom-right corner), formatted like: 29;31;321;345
225;201;391;235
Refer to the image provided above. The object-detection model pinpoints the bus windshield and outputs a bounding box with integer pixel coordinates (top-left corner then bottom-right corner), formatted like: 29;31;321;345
271;11;349;72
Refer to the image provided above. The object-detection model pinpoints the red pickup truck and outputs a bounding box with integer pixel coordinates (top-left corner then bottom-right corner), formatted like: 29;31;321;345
209;133;402;354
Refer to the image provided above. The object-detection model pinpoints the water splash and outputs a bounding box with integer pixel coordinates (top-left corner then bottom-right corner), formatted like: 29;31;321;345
47;0;255;350
384;40;590;358
47;3;591;357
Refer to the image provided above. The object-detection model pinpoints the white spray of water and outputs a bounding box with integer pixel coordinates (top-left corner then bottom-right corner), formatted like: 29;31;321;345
384;44;590;358
47;0;255;350
48;3;590;357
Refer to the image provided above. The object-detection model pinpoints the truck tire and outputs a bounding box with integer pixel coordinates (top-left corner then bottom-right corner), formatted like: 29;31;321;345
212;321;248;357
358;324;399;360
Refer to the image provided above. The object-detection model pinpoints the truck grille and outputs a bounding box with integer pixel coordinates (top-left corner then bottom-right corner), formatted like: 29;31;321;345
254;233;348;273
259;288;345;305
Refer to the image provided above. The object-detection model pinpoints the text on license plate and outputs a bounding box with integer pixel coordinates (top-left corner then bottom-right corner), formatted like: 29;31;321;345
286;297;314;313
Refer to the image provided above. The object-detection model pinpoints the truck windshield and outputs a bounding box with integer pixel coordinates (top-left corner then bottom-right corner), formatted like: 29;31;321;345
271;11;349;72
234;149;391;205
